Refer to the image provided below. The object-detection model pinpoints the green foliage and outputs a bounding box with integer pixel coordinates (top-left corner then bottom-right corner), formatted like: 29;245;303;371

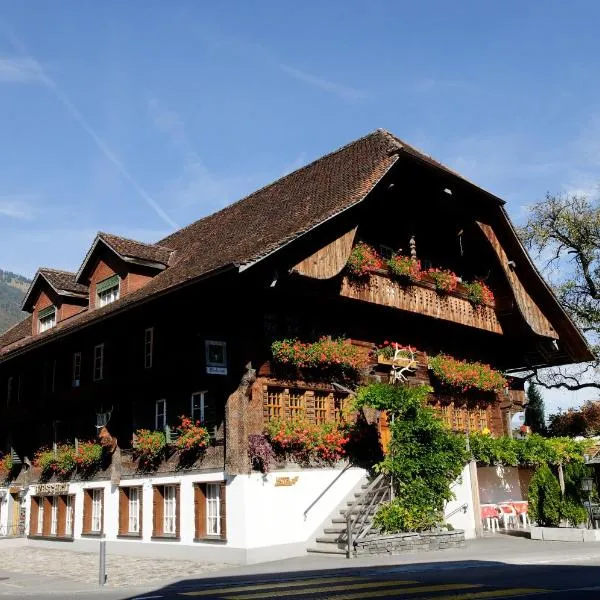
528;464;562;527
561;499;588;527
525;384;547;435
133;429;166;470
469;432;590;466
373;494;440;533
360;383;468;533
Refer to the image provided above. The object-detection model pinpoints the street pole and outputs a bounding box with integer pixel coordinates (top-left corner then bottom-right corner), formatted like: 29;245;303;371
99;535;107;586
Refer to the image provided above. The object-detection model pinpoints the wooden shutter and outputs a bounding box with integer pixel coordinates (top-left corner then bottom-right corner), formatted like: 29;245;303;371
138;487;143;537
219;482;227;541
100;489;105;533
175;485;181;538
30;497;39;536
83;490;92;533
152;486;163;537
118;488;127;535
42;497;51;536
194;484;206;539
57;496;66;537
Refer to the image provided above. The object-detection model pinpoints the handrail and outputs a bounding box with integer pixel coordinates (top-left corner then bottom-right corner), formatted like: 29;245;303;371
346;473;390;558
303;463;352;520
444;503;468;519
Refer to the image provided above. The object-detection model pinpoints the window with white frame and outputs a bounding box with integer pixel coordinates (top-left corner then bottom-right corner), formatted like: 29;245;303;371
50;496;58;535
91;489;102;532
38;306;56;333
191;391;206;423
65;496;73;536
128;487;140;533
206;483;221;536
205;340;227;374
37;498;44;535
163;485;176;535
93;344;104;381
96;275;120;307
72;352;81;387
155;399;166;430
144;327;154;369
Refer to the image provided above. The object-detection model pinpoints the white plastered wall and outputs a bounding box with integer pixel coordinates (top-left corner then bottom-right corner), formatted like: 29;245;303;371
444;463;477;539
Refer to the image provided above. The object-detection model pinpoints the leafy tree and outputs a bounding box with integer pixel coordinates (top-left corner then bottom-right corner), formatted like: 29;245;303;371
525;384;547;434
548;400;600;437
528;464;562;527
520;193;600;390
357;383;468;532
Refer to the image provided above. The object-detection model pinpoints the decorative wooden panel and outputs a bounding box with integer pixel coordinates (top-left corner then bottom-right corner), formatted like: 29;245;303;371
477;222;558;339
340;272;503;334
292;227;358;279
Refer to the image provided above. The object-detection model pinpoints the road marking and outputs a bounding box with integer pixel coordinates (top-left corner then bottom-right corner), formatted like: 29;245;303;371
412;589;547;600
228;582;481;599
180;576;401;596
131;596;164;600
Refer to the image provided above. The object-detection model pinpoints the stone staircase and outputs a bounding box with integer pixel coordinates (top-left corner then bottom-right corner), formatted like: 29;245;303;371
307;474;390;556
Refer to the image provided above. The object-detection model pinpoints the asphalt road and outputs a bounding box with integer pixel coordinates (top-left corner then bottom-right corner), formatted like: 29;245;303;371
3;559;600;600
2;537;600;600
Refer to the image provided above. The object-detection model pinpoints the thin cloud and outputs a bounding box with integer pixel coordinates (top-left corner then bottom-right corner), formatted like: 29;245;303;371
0;57;40;83
0;25;178;230
0;194;36;219
279;64;367;101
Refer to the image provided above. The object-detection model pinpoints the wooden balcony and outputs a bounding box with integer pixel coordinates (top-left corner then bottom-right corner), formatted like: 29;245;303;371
339;271;503;334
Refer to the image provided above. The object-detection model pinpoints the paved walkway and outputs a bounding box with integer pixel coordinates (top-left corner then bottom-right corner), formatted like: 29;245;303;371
0;546;229;588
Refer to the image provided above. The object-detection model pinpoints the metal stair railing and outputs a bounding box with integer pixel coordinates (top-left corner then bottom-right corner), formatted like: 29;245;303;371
345;473;391;558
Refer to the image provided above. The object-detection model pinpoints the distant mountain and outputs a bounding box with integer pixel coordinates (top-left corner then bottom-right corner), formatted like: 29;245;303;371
0;270;31;334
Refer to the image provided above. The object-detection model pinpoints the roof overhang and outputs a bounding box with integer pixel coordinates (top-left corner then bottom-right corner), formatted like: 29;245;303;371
21;270;87;312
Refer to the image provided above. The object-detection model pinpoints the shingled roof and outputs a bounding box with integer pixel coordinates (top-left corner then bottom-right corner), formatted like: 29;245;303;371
39;268;88;295
0;128;590;362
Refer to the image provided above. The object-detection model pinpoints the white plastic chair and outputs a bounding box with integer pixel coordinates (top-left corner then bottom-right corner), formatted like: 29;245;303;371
497;503;518;529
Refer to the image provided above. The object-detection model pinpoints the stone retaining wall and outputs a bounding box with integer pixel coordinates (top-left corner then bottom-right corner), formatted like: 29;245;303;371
355;529;466;555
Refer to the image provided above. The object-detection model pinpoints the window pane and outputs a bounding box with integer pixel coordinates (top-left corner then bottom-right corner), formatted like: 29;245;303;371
51;497;58;535
65;496;73;536
128;488;139;533
37;498;44;535
206;483;220;536
163;486;176;534
92;489;102;532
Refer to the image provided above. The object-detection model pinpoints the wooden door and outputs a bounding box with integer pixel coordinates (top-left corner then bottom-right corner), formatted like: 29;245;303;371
10;493;19;535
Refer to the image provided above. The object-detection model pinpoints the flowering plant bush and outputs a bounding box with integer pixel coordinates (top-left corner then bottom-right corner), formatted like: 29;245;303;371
174;416;211;453
133;429;166;469
74;441;103;472
428;353;507;393
346;242;383;277
271;337;363;372
386;254;421;281
0;453;14;480
424;268;459;293
463;281;494;307
248;433;276;473
35;448;57;478
54;444;77;476
372;341;413;361
265;418;350;463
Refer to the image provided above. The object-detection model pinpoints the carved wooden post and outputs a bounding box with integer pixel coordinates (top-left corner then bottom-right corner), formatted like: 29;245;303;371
410;235;417;260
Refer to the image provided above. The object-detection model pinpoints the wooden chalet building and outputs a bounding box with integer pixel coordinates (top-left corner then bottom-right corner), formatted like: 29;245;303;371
0;129;591;562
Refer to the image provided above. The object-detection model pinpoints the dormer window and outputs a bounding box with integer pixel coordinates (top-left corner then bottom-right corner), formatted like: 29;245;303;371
97;275;120;307
38;306;57;333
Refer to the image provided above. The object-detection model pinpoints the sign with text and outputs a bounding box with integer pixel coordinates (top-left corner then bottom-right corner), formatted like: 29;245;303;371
35;483;70;496
275;476;299;487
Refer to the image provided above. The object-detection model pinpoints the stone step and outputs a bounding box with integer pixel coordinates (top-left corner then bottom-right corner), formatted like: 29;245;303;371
307;543;347;555
340;506;378;516
315;534;344;544
324;526;346;534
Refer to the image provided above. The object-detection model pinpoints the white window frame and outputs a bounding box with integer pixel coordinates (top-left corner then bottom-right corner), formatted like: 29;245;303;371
38;306;57;333
163;485;176;535
205;340;227;367
144;327;154;369
65;496;73;537
155;399;167;430
128;487;140;534
72;352;81;387
191;391;207;423
93;344;104;381
50;496;58;535
91;489;102;533
37;498;44;535
96;277;120;308
206;483;220;536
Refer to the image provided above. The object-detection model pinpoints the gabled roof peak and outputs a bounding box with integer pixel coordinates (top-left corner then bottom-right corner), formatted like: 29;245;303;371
21;268;88;312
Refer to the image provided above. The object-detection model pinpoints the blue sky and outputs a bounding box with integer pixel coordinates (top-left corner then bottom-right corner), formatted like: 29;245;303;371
1;1;599;411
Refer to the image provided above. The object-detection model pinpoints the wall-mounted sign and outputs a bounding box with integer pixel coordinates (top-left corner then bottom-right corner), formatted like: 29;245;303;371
206;366;227;376
275;476;299;487
35;483;70;496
